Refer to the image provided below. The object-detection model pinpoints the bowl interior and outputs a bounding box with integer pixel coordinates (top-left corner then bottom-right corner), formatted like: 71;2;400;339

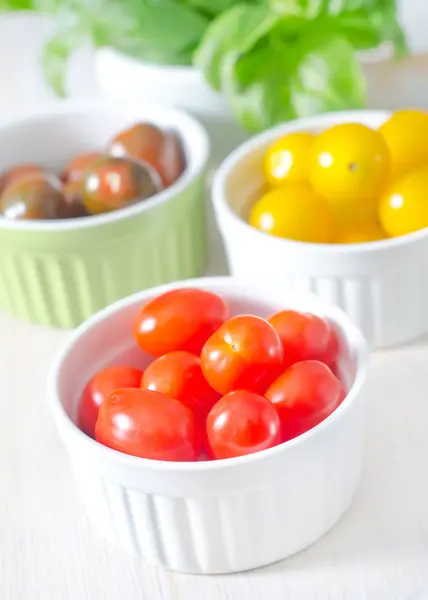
219;110;390;223
0;104;209;232
0;105;200;175
54;279;364;431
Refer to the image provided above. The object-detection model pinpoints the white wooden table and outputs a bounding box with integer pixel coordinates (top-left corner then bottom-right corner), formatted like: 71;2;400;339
2;53;428;600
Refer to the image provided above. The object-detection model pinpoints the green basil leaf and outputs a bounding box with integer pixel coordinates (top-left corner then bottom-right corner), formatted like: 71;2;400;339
323;0;382;15
38;0;96;95
32;0;63;10
269;0;397;17
41;26;85;96
269;16;311;44
93;0;209;64
221;47;296;132
184;0;253;17
289;36;366;116
0;0;33;7
194;4;280;91
370;2;408;56
0;0;69;9
334;13;384;48
268;0;325;18
270;0;406;55
222;34;366;132
336;2;407;54
40;0;209;94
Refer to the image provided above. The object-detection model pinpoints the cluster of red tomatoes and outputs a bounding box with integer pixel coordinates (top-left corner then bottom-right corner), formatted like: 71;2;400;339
78;288;345;462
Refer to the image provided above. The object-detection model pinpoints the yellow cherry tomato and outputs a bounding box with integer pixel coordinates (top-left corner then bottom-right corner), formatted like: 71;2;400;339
379;109;428;181
263;132;315;186
330;197;379;230
334;221;387;244
379;167;428;237
249;183;334;243
308;123;390;203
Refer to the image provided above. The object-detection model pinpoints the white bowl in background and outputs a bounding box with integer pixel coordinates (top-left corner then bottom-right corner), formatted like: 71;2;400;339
48;276;368;574
0;13;97;123
94;50;249;166
212;110;428;349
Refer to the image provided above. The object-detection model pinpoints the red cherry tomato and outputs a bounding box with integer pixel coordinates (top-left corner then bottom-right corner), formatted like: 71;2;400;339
201;315;284;395
134;288;229;356
326;326;340;373
95;388;199;461
265;360;343;442
268;310;337;368
141;351;220;422
78;365;143;438
206;390;281;459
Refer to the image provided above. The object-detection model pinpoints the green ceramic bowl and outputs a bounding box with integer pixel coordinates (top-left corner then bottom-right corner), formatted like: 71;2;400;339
0;103;210;327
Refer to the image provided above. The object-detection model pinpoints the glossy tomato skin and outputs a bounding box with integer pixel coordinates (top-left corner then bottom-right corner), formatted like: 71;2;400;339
0;163;44;195
326;327;340;375
141;351;219;422
265;360;343;442
109;123;165;176
379;109;428;181
201;315;284;395
134;288;229;357
63;152;100;183
95;388;199;461
78;365;143;438
81;155;161;215
206;390;281;459
159;131;186;186
308;123;390;203
263;132;315;187
268;310;337;369
249;184;334;243
109;123;185;187
0;173;69;220
379;167;428;237
62;178;90;218
333;221;386;243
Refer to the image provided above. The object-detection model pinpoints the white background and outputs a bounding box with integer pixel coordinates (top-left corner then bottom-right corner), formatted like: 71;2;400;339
2;6;428;599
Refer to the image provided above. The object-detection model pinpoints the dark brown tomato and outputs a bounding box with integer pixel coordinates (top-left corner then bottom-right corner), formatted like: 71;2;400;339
0;173;66;220
62;179;90;218
109;122;167;182
62;152;100;183
0;163;44;196
159;131;186;186
81;155;161;215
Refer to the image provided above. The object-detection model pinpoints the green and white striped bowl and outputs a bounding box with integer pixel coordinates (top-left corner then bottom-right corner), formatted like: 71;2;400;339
0;103;210;328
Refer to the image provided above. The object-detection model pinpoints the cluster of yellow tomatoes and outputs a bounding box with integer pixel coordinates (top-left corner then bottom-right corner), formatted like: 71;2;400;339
249;109;428;244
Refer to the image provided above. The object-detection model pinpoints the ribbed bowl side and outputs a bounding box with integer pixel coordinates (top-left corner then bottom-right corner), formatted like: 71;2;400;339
0;180;206;327
223;243;428;349
69;390;364;574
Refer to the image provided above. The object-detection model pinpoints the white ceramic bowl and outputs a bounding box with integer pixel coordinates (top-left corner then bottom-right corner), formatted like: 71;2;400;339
48;276;368;574
212;109;428;349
